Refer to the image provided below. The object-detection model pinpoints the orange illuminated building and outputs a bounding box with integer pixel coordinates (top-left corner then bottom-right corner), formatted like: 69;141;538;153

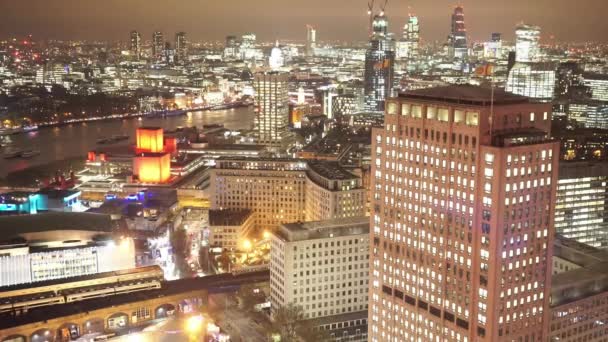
133;127;172;183
136;127;164;153
133;153;171;183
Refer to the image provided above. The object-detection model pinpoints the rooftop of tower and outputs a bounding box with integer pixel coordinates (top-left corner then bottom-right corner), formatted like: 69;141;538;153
399;84;530;106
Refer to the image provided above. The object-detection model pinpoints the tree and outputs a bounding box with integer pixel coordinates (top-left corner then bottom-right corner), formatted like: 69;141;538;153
170;228;190;277
217;250;233;272
270;303;330;341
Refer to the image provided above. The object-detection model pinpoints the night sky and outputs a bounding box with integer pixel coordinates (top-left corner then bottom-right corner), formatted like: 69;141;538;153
1;0;607;43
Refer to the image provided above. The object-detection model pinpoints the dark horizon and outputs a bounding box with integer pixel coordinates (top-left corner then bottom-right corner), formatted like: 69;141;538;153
1;0;607;44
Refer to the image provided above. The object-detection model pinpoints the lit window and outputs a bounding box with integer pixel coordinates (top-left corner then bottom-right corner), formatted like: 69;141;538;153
530;112;535;122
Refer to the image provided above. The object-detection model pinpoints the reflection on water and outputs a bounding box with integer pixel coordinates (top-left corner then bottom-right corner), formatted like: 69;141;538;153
0;107;255;178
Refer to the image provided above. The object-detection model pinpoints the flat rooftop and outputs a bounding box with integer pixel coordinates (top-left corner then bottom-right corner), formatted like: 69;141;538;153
307;161;358;181
277;216;369;242
0;212;114;240
209;209;253;226
399;84;530;106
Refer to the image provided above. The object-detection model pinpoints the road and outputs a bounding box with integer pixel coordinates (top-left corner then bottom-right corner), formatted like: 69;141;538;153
207;293;269;342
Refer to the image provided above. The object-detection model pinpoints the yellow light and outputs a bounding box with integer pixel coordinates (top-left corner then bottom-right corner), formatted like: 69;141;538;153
242;239;252;251
263;231;271;240
185;315;203;333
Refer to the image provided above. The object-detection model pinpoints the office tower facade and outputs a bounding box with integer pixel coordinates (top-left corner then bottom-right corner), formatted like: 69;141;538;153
152;31;164;60
364;13;395;112
369;85;559;341
583;73;608;102
555;161;608;248
253;71;289;149
506;62;556;102
129;30;141;59
515;24;541;63
396;15;420;60
270;217;370;319
269;43;284;70
448;6;468;59
175;32;187;64
306;25;317;56
240;33;257;60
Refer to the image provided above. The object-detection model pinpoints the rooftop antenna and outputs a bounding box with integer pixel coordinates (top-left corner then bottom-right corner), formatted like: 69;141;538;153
368;0;376;37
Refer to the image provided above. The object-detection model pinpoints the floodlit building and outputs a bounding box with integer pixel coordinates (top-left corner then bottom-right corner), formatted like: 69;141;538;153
210;159;367;231
306;25;317;57
515;24;541;63
0;212;133;287
305;161;366;222
506;62;556;102
555;161;608;248
269;216;370;319
208;209;255;250
253;71;289;150
369;85;559;341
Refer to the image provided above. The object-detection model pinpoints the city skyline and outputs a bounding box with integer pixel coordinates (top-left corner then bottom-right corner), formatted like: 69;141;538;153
2;0;608;43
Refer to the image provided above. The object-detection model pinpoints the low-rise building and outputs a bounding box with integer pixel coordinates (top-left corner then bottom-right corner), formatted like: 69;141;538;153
208;209;255;250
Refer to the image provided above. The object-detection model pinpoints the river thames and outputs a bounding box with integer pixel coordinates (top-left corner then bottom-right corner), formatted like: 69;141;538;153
0;107;255;179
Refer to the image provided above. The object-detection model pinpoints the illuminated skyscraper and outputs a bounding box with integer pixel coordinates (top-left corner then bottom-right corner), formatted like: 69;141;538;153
483;33;502;59
175;32;188;64
506;62;556;102
306;25;317;56
253;71;289;149
269;42;284;70
129;30;141;60
448;6;467;59
369;85;558;341
364;12;395;112
515;24;541;63
396;14;420;60
223;35;240;60
152;31;164;60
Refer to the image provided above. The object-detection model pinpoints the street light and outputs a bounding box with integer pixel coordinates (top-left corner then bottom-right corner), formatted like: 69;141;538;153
262;230;271;240
185;315;204;334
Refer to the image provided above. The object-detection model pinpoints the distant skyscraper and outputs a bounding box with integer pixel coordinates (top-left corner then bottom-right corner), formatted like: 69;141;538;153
364;12;395;112
306;25;317;56
583;73;608;102
240;33;257;60
129;30;141;60
448;6;468;59
269;42;284;69
515;24;541;62
396;14;420;60
175;32;188;64
152;31;164;60
483;33;502;59
506;62;556;102
369;85;559;341
253;71;289;149
223;35;240;60
164;42;175;65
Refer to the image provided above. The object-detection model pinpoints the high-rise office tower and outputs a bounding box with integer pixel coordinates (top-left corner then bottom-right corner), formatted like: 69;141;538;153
396;15;420;60
369;85;559;341
583;73;608;102
175;32;188;64
223;35;240;60
253;71;289;149
129;30;141;60
448;6;468;59
515;24;541;63
306;25;317;57
364;13;395;112
152;31;164;60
